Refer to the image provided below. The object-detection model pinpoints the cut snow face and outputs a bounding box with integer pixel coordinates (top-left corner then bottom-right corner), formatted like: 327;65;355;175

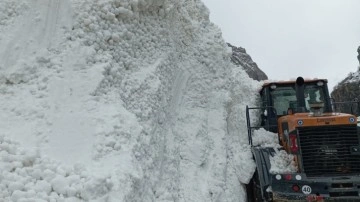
0;0;261;201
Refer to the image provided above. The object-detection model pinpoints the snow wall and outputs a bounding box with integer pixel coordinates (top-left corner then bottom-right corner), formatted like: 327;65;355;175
0;0;260;201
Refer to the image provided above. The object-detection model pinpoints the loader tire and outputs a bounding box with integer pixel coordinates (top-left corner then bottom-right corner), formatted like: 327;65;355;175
246;171;262;202
246;170;272;202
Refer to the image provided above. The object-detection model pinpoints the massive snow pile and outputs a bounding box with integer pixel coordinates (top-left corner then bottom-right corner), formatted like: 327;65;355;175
0;0;261;201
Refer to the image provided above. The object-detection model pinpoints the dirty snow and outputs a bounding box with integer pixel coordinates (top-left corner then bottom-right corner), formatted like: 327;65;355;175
0;0;278;201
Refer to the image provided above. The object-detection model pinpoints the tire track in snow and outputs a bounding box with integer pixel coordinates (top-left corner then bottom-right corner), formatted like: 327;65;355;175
151;69;190;198
41;0;60;48
0;0;71;71
149;66;227;201
125;68;191;201
0;0;73;151
34;0;71;49
0;5;32;70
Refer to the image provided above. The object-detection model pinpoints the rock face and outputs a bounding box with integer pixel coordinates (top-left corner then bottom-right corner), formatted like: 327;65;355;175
330;46;360;114
331;69;360;114
228;43;268;81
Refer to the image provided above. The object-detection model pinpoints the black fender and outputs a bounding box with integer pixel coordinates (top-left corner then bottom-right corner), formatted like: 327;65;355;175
251;147;276;196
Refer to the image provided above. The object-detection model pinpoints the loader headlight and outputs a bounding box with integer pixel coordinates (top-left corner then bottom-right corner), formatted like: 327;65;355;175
350;117;355;123
317;81;324;86
275;174;282;180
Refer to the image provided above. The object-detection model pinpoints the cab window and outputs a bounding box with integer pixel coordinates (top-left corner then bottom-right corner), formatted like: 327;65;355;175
304;84;326;112
270;86;296;115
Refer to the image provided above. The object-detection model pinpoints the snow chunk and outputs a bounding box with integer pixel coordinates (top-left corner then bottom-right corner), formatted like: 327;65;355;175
51;175;69;195
34;180;52;194
8;181;24;193
81;177;114;200
270;149;297;174
252;128;280;148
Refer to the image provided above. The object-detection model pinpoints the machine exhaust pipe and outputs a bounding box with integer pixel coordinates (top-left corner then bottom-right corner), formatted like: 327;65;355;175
296;77;306;112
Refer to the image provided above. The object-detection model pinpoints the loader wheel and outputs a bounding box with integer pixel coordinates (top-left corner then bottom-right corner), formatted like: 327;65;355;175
246;171;262;202
246;170;272;202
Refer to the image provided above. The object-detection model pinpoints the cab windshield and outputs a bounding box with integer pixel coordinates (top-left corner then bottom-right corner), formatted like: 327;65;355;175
270;83;327;116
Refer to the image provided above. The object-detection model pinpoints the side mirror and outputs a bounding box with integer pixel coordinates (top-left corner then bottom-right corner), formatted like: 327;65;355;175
330;97;336;112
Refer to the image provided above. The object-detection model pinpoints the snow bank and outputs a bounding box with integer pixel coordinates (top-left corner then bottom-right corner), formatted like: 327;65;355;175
0;0;260;201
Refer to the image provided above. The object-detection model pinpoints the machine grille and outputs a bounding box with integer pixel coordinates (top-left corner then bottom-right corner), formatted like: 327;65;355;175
298;125;360;177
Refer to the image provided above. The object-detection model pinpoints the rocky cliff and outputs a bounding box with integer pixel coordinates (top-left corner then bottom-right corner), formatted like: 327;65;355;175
329;46;360;114
228;43;268;81
331;68;360;113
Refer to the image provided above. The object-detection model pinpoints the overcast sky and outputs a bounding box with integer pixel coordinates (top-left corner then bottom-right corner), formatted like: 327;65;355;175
202;0;360;91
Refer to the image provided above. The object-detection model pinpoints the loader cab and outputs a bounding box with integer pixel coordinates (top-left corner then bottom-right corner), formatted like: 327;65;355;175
260;77;331;133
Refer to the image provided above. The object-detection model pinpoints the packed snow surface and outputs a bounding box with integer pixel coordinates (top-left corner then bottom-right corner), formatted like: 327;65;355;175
0;0;281;201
